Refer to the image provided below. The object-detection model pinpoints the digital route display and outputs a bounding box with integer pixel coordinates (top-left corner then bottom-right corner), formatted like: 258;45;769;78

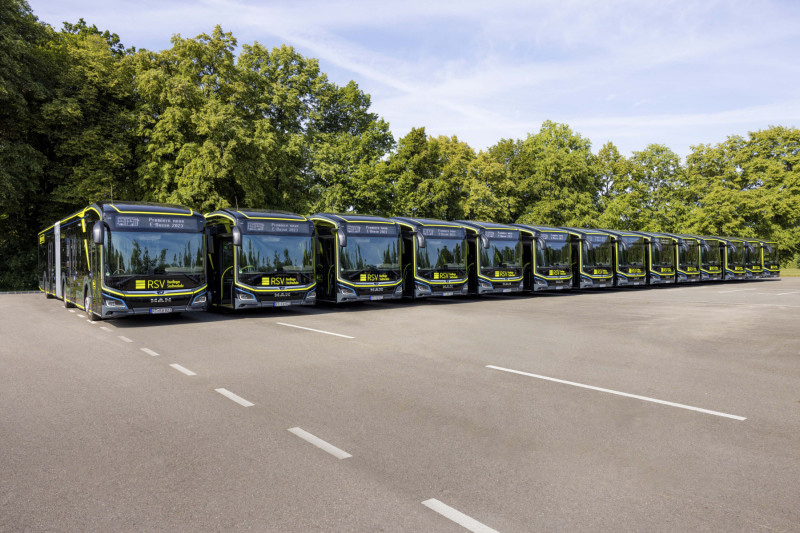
244;220;312;235
111;215;203;232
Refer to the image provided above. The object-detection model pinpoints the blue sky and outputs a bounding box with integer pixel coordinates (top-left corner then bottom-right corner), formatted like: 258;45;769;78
28;0;800;159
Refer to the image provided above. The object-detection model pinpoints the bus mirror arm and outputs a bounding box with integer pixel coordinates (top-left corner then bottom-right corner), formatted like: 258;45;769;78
416;232;426;249
536;237;546;248
479;234;490;249
619;240;629;251
232;226;242;247
92;221;105;245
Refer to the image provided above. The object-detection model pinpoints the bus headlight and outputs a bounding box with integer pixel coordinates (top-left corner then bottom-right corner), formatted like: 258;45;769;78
339;286;356;296
394;285;404;297
479;279;493;290
414;282;431;295
306;290;316;300
103;298;125;308
192;293;207;305
237;291;256;301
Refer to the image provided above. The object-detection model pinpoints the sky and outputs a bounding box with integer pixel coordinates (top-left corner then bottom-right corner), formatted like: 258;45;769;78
28;0;800;159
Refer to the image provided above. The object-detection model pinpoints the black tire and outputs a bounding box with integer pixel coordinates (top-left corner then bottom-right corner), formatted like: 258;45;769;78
85;293;98;321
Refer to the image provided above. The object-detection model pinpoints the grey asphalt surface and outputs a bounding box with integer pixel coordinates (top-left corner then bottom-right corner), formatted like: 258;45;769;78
2;278;799;531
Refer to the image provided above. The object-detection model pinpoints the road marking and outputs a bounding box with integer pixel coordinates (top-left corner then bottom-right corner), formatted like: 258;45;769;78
118;336;133;343
288;427;352;459
215;388;254;407
422;499;498;533
76;314;86;318
776;290;800;296
86;320;96;324
169;364;196;376
276;322;354;339
100;326;112;332
69;310;76;313
486;365;746;421
718;288;756;293
141;347;159;357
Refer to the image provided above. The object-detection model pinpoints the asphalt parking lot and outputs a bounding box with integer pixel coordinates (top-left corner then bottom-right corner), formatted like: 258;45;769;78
2;278;799;532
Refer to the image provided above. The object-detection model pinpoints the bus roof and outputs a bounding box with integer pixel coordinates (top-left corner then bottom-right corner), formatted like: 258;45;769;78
511;224;569;236
391;217;467;230
311;213;397;228
456;220;520;233
559;227;613;239
39;201;198;235
206;208;309;224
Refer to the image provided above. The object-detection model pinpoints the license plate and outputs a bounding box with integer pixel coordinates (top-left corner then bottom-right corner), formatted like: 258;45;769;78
150;307;173;314
502;288;513;293
273;301;290;307
370;295;384;301
441;291;453;297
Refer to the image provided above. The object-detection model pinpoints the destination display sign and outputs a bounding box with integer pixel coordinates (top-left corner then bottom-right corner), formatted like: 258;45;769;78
345;223;398;236
244;220;311;235
110;215;202;232
586;234;609;244
484;230;518;240
542;232;567;241
421;226;465;239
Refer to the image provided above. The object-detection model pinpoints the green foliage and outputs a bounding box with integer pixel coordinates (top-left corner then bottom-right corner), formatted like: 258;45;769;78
2;0;799;290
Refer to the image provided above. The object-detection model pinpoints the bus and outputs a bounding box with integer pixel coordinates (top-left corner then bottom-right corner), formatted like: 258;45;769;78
456;221;524;295
658;233;701;283
311;213;403;303
38;202;208;320
512;224;573;291
591;229;647;287
204;209;316;309
560;228;614;289
707;236;747;280
391;217;469;298
684;235;723;281
742;238;765;279
756;239;780;278
628;232;677;285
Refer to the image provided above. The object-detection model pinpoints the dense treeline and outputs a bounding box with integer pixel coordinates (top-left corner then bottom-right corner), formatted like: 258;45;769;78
2;0;799;290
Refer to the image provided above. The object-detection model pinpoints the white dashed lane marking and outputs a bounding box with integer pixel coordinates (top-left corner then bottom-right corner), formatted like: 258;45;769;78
169;364;196;376
140;348;159;357
422;499;499;533
288;427;352;459
215;388;254;407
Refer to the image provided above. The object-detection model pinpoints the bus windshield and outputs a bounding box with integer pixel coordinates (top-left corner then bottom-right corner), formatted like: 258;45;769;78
651;241;674;267
340;236;400;281
480;239;522;271
763;244;778;266
582;240;612;268
417;238;466;276
728;244;745;265
536;238;570;269
237;234;314;285
105;230;205;284
703;244;721;266
618;237;645;267
680;242;699;268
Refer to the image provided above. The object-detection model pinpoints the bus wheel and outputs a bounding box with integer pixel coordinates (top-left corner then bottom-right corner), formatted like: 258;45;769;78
85;293;98;321
63;282;74;308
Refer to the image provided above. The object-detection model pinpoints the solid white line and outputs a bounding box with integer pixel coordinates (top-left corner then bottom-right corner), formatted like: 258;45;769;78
118;336;133;343
486;365;746;421
287;427;352;459
215;388;254;407
422;499;499;533
169;364;196;376
276;322;354;339
141;347;159;357
718;288;757;293
776;291;800;296
100;326;112;332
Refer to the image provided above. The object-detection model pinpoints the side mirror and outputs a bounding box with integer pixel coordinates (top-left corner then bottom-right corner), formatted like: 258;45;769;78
680;242;690;252
479;234;490;249
337;230;347;248
416;232;426;249
92;221;105;245
535;236;546;248
745;243;755;252
729;245;737;254
765;245;773;254
653;241;663;252
232;226;242;246
619;239;629;251
584;239;594;250
702;243;711;253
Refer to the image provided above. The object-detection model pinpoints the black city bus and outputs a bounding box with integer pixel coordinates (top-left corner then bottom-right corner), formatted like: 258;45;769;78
685;235;723;281
706;236;747;280
658;233;702;283
204;209;316;309
755;239;780;278
512;224;573;291
457;221;525;295
311;213;403;303
38;202;208;320
560;228;614;289
591;229;648;287
629;231;677;285
392;217;469;298
742;238;765;279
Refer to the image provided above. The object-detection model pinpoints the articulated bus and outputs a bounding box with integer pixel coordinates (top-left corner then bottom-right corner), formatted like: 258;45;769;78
591;229;647;287
755;239;780;278
512;224;573;291
560;228;614;289
457;221;524;295
204;209;316;309
392;217;469;298
706;236;747;280
312;214;403;303
659;233;702;283
629;232;676;285
38;202;208;320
